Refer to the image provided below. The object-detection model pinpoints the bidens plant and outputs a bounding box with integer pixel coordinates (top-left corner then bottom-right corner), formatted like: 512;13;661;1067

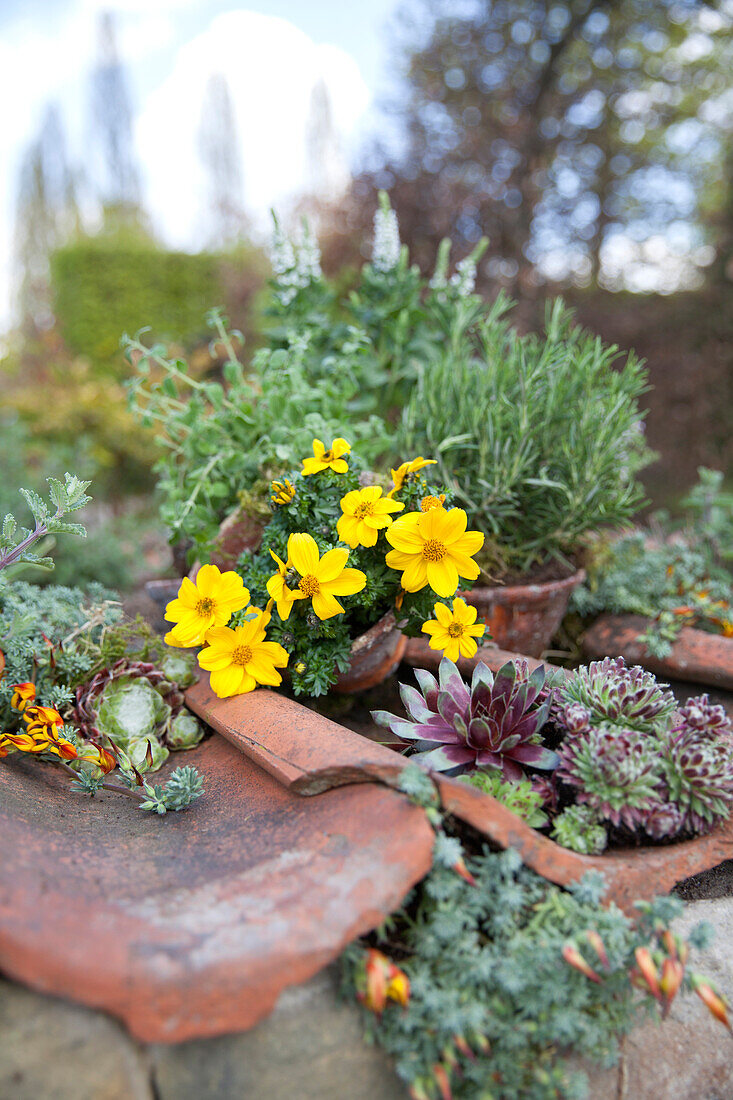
166;438;486;697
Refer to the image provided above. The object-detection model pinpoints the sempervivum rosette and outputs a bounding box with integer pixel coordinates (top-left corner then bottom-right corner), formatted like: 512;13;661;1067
372;657;559;780
558;657;676;734
674;695;732;741
661;727;733;835
556;725;662;831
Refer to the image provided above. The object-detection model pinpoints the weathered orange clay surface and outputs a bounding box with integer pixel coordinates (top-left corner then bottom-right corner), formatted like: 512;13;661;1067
0;735;433;1042
583;614;733;691
436;775;733;915
185;679;411;794
463;569;585;657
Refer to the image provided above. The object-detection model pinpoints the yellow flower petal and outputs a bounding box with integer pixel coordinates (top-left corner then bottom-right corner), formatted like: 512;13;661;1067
288;532;320;574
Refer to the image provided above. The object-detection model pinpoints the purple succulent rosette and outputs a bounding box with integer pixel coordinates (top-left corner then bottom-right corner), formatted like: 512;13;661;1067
372;657;559;780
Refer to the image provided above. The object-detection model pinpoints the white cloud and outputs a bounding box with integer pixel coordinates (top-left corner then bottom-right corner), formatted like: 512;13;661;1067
0;5;370;328
135;10;370;247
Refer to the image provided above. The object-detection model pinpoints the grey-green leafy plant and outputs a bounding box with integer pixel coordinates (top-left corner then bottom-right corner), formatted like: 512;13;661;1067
572;467;733;658
125;201;500;564
399;297;654;576
342;843;718;1100
0;473;91;581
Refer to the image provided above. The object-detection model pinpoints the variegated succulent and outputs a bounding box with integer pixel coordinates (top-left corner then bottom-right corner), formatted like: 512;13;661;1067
372;658;558;780
557;657;676;734
556;724;662;830
661;727;733;834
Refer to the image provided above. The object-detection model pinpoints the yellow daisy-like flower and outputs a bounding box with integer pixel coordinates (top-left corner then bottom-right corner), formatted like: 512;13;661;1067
421;597;486;661
301;437;351;476
198;612;289;698
288;532;366;619
336;486;404;548
385;507;484;598
266;549;305;620
164;564;250;648
271;478;296;505
420;494;446;512
387;457;437;497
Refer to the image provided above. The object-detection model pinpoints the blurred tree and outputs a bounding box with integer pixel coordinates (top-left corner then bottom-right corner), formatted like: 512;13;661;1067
89;11;143;217
198;73;248;248
333;0;732;295
305;79;347;200
13;104;79;328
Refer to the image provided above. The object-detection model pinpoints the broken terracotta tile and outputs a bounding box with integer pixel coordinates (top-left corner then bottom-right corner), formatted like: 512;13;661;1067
184;681;410;795
436;774;733;915
0;736;433;1043
583;614;733;691
404;636;564;677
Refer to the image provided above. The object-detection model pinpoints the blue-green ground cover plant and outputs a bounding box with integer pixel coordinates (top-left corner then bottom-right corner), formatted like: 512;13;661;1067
342;766;731;1100
573;467;733;657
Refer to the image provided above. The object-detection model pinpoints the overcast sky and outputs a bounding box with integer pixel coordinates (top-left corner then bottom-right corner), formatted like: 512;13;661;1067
0;0;402;329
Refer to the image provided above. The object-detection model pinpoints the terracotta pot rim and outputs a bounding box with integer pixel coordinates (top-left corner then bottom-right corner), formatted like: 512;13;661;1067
465;566;586;601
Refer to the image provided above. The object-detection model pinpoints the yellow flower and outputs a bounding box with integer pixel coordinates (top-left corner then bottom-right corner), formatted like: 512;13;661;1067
421;597;486;661
385;507;484;598
301;437;351;476
164;564;250;647
420;494;446;512
1;704;80;761
288;532;366;619
266;550;305;620
11;682;36;711
271;478;296;505
337;486;404;548
198;612;289;698
387;457;437;497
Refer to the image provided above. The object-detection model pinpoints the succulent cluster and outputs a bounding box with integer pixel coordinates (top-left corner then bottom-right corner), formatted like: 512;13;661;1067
555;661;733;850
377;651;733;855
557;656;676;733
373;657;558;780
72;654;204;773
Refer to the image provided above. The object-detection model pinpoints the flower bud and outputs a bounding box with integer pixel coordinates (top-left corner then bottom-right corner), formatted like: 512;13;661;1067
562;943;601;983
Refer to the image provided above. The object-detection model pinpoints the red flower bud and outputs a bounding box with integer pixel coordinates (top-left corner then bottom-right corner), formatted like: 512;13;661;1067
562;943;601;983
585;930;609;969
634;947;661;1000
692;977;732;1031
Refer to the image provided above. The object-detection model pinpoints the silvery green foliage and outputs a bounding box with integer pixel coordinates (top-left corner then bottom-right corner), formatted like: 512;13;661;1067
0;473;91;581
343;846;682;1100
0;580;119;730
400;297;653;574
551;805;608;855
371;190;401;272
138;765;204;814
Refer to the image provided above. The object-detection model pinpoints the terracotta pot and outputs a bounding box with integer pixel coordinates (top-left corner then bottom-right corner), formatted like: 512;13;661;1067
184;679;733;915
463;568;585;657
583;614;733;692
332;612;408;694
